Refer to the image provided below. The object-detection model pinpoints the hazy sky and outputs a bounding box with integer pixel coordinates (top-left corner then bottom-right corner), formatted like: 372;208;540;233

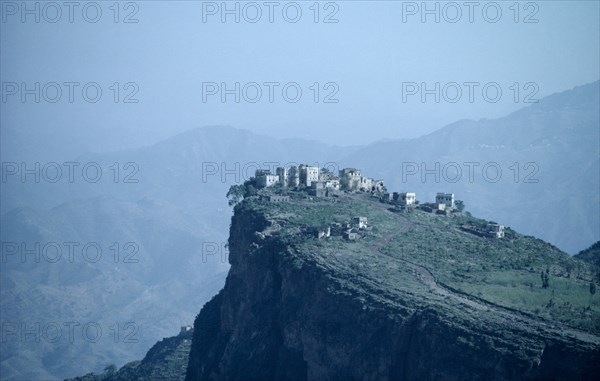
1;0;599;158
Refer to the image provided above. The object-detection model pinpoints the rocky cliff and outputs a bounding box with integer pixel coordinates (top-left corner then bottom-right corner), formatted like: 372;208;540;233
186;192;600;381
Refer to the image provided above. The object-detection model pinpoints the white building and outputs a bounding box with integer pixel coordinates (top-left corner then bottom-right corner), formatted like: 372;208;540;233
352;216;368;229
395;192;416;206
436;192;454;209
487;223;505;238
319;172;341;190
299;165;319;187
255;169;279;188
324;179;340;190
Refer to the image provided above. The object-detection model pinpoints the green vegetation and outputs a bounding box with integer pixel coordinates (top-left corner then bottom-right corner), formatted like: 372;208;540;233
227;180;257;206
541;269;550;289
250;191;600;333
66;332;192;381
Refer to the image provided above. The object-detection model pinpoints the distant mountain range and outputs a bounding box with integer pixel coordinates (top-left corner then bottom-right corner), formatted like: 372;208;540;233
3;82;598;253
1;81;598;380
339;81;600;254
0;197;227;380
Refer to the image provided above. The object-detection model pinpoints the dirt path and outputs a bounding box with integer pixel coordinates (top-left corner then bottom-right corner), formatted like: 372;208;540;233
360;195;600;345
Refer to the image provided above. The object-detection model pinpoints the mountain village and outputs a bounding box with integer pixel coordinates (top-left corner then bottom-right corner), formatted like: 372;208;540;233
251;165;505;240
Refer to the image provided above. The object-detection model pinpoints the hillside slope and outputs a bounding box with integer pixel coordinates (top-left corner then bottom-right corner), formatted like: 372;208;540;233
575;241;600;268
66;328;193;381
186;191;600;381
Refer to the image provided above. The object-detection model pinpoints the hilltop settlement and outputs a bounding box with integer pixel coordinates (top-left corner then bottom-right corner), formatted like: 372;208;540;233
242;164;505;240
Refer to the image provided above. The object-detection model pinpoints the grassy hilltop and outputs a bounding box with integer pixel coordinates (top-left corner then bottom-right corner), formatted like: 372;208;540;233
243;189;600;334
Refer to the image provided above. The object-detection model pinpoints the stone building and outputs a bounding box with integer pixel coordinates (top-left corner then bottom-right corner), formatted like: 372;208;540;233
339;168;384;193
436;192;455;209
372;180;385;193
394;192;416;206
324;179;340;190
308;183;327;197
343;229;359;240
255;169;279;188
487;223;505;238
434;203;446;211
319;172;341;190
276;167;288;187
359;176;373;192
260;195;290;202
288;166;300;188
299;165;319;187
339;168;362;191
314;226;331;239
353;216;368;229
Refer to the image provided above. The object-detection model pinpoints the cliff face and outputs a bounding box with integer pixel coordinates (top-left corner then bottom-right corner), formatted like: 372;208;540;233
186;196;600;381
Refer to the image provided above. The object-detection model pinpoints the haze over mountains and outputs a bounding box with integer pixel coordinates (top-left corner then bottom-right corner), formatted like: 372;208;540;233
343;81;600;254
0;81;598;380
3;81;597;249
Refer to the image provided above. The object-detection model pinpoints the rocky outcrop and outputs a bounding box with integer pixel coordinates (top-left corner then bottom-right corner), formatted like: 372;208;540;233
186;201;600;381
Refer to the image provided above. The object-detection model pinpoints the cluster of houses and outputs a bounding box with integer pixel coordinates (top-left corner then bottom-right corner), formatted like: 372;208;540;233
310;216;369;241
253;165;458;213
254;165;384;196
253;165;454;209
380;191;455;213
254;165;504;240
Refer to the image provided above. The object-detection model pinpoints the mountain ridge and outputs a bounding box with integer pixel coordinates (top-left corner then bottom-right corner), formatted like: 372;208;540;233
184;188;600;380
